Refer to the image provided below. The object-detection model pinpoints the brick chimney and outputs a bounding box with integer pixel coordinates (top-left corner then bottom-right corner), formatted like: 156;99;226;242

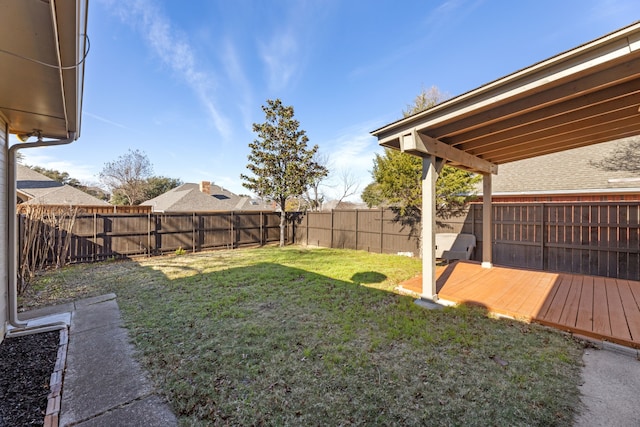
200;181;211;194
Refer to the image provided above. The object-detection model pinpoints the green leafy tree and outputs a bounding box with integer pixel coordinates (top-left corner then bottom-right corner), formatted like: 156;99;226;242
144;176;183;200
99;149;153;206
361;182;386;208
28;166;82;187
365;85;480;219
241;99;328;246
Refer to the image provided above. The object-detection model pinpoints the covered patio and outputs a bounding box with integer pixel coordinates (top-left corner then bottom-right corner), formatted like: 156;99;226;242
372;22;640;303
400;262;640;349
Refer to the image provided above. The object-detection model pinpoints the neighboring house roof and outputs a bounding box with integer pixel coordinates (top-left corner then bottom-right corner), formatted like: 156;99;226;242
141;182;274;212
477;137;640;197
17;165;110;206
321;200;369;211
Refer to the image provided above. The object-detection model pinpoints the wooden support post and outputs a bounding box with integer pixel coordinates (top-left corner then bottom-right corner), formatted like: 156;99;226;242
482;173;493;268
422;155;439;300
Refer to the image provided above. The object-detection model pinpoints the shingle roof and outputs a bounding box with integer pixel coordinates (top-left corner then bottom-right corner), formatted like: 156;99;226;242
17;165;110;206
477;136;640;196
141;183;274;212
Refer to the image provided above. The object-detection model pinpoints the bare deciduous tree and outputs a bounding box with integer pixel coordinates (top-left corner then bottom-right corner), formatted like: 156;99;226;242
304;152;329;211
334;168;360;207
99;149;153;205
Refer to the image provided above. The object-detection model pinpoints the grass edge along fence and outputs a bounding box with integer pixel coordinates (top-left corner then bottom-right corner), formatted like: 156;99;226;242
294;203;640;281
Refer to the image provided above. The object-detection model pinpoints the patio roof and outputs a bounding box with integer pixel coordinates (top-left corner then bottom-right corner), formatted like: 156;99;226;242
372;21;640;173
0;0;88;140
371;21;640;300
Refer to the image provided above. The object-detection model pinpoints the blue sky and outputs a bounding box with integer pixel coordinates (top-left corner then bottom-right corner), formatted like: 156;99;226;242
19;0;640;200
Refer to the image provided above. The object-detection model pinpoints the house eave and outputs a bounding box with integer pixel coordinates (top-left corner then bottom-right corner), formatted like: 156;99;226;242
0;0;89;140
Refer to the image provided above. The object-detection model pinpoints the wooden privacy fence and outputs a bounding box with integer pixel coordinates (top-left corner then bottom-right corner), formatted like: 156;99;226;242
294;203;640;281
294;208;420;255
19;203;640;280
19;211;286;265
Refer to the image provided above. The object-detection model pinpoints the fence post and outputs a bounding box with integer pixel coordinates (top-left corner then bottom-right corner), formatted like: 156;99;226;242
93;212;97;261
260;212;264;246
355;210;359;251
380;207;384;254
154;214;160;254
540;203;549;270
471;204;475;236
229;212;236;249
192;212;196;253
147;212;151;257
540;203;546;270
305;211;309;245
330;210;334;249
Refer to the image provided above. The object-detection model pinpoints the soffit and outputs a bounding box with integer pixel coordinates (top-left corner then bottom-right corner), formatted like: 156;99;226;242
372;22;640;173
0;0;88;139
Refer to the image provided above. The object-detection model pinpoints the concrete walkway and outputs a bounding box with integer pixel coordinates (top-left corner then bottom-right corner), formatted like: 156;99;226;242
575;344;640;426
23;294;176;426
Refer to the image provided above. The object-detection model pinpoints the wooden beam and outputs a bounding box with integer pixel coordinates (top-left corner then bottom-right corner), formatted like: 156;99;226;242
401;130;498;174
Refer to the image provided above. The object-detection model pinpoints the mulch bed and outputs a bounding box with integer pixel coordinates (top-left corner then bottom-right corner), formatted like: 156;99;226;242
0;331;58;426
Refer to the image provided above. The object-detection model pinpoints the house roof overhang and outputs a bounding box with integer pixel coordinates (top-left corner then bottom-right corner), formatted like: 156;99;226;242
0;0;89;140
371;21;640;173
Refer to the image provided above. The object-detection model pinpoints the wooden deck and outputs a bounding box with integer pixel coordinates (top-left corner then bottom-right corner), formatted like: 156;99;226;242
399;261;640;349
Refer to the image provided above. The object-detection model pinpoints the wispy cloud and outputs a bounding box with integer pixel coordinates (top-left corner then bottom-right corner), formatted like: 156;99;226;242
323;121;382;199
222;39;254;130
21;152;100;184
257;1;329;93
103;0;231;138
83;111;131;130
259;30;299;92
350;0;483;79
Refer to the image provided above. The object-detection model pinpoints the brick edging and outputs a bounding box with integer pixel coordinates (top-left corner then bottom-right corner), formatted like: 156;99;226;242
44;328;69;427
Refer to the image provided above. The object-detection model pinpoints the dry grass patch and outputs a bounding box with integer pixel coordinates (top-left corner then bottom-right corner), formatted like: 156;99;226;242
25;247;584;426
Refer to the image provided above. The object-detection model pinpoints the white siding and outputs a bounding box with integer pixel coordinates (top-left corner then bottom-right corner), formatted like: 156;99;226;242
0;118;7;341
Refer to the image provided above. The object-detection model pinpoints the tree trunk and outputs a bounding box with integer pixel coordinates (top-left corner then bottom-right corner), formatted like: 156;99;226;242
279;211;286;247
279;198;286;247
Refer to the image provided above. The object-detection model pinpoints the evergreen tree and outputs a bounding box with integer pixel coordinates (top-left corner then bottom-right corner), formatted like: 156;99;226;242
241;99;328;246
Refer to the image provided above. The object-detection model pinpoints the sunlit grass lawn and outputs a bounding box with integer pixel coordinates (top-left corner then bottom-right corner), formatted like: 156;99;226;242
25;246;584;426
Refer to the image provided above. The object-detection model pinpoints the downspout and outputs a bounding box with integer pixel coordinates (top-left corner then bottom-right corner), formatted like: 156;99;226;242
6;133;75;336
6;0;78;336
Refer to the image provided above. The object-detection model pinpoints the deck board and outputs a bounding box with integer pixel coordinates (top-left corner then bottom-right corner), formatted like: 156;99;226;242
558;275;582;328
618;281;640;341
592;276;612;336
575;276;594;332
399;261;640;349
541;275;573;325
606;279;632;341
